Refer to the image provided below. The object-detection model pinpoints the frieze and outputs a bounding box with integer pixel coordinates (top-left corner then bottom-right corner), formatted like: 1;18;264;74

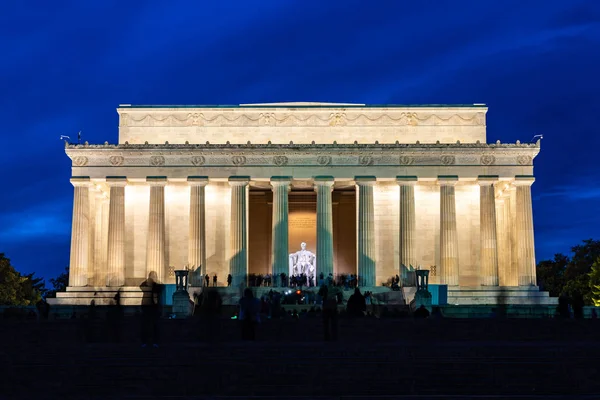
121;111;487;128
72;156;88;166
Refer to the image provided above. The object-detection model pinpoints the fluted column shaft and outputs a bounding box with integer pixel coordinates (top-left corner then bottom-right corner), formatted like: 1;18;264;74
106;177;127;287
439;176;459;286
229;177;250;286
188;177;208;284
69;177;91;287
146;177;167;283
515;176;536;286
315;177;335;279
397;176;417;284
271;177;291;286
479;177;499;286
356;177;376;287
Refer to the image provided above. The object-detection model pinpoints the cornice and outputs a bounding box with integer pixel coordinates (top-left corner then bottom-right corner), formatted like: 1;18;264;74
65;141;540;168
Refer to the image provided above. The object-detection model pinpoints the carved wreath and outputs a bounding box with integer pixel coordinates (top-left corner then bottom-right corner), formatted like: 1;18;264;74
480;155;495;165
187;113;204;127
329;113;346;126
440;155;456;165
191;156;205;166
358;156;373;166
72;156;88;166
150;156;165;166
273;155;288;166
231;156;246;165
399;156;414;165
317;156;332;165
259;113;276;126
517;155;532;165
109;156;124;166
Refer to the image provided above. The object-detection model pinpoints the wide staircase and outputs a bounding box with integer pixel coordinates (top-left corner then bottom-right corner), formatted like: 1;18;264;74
1;316;600;399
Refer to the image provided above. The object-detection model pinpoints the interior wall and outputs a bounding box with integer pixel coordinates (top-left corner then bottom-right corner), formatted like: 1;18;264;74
333;190;356;276
249;191;272;275
288;192;317;256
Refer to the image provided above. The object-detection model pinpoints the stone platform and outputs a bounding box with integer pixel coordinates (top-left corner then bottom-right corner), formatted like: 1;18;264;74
47;286;151;306
448;286;558;305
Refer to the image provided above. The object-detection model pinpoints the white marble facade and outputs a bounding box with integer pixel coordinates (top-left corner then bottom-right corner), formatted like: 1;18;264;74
55;102;551;305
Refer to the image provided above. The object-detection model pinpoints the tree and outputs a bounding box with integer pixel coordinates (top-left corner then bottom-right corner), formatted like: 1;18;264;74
536;239;600;305
0;253;46;306
46;267;69;298
536;253;568;297
589;258;600;307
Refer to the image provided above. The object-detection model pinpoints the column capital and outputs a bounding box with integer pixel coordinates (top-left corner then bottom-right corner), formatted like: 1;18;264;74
314;176;335;185
478;175;499;186
513;175;535;186
105;176;127;187
438;175;459;186
147;176;168;186
396;176;418;186
188;176;209;187
70;176;91;187
355;176;377;186
228;176;250;187
270;176;292;187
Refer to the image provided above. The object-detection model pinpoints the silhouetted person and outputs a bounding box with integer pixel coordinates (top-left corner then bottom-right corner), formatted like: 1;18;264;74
140;272;161;348
319;285;338;341
239;288;260;340
414;305;430;319
204;274;210;287
572;292;584;320
213;273;217;287
556;295;570;319
227;274;232;287
347;287;366;317
108;291;124;342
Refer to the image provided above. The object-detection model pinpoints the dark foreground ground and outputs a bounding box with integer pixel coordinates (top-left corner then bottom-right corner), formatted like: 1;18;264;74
1;316;599;399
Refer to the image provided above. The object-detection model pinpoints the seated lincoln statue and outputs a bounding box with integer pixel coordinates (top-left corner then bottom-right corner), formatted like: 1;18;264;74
289;242;316;282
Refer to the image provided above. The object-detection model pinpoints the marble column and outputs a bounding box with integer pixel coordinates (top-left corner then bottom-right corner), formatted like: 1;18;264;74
106;177;127;287
188;176;208;284
494;191;506;286
271;177;291;286
515;176;536;286
479;176;499;286
229;176;250;286
397;176;417;284
69;177;91;287
146;176;167;283
315;176;335;279
356;176;376;287
509;186;518;286
439;176;459;287
93;189;108;286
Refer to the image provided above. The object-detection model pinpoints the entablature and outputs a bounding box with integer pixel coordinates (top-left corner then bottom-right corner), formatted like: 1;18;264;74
65;141;540;168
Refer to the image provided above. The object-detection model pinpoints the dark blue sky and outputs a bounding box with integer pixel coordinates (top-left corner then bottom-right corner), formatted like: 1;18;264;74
2;1;599;281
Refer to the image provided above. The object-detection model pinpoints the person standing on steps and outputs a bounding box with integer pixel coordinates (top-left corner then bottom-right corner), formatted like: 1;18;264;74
204;274;210;287
213;273;217;287
227;274;232;287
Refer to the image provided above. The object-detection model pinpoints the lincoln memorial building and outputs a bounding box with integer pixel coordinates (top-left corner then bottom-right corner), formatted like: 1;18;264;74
51;103;556;306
